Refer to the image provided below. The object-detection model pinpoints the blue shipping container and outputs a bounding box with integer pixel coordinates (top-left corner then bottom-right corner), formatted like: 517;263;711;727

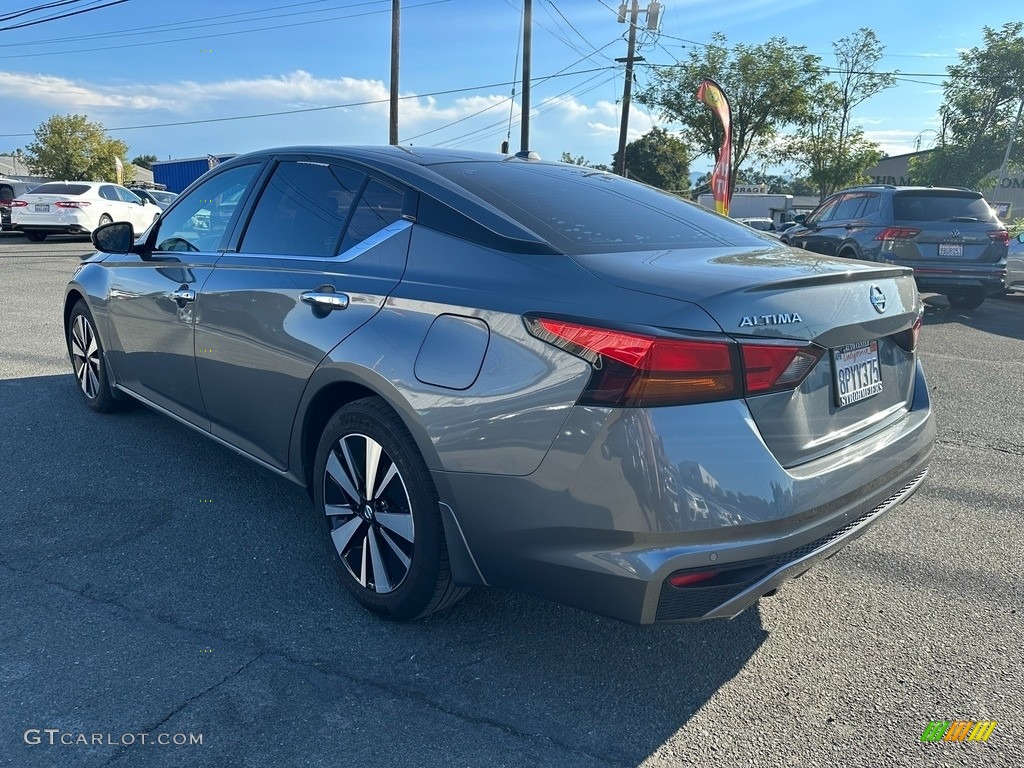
151;155;236;193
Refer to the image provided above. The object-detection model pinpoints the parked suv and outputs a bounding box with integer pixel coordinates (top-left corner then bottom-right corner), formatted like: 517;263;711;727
782;185;1008;309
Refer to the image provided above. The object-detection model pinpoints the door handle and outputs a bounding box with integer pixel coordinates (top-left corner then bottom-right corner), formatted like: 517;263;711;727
301;290;349;311
170;286;196;303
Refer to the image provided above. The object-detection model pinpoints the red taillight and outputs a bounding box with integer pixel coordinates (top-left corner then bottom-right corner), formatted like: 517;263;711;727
741;343;823;395
54;201;90;208
9;200;28;208
526;317;822;407
668;570;720;588
528;318;738;406
988;230;1009;246
876;227;921;241
895;315;923;353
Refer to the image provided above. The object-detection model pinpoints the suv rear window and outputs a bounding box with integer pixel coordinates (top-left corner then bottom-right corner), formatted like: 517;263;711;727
29;183;91;196
893;192;995;223
431;162;761;254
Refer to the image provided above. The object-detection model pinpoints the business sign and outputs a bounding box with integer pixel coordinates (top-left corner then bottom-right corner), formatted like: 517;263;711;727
991;201;1012;220
734;184;769;194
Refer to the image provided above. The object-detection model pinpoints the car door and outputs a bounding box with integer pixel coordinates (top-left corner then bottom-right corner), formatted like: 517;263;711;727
790;194;841;254
102;163;263;426
194;156;411;469
116;185;156;232
98;185;125;223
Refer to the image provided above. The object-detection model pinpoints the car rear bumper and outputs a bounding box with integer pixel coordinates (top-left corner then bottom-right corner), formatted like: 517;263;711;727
905;262;1007;294
436;360;935;624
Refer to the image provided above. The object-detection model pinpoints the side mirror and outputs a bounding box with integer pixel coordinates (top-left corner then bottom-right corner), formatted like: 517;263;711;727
92;220;136;254
139;197;148;205
1017;232;1024;244
793;214;806;225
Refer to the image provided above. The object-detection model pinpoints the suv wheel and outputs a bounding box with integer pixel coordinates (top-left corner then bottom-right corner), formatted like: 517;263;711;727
945;289;986;310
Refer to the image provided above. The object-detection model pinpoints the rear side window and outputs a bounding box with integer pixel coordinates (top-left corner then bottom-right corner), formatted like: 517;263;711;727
832;192;870;219
29;183;90;196
241;161;365;257
339;179;405;253
100;186;119;201
431;162;761;254
893;192;995;222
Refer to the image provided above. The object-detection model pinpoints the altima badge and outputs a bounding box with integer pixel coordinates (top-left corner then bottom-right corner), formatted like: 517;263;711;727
739;313;803;327
869;285;887;314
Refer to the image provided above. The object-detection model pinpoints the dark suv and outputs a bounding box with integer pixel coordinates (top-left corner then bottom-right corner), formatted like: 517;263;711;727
0;180;37;231
782;185;1008;309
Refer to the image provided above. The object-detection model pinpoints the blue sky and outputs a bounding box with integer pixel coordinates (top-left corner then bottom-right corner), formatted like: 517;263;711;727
0;0;1015;173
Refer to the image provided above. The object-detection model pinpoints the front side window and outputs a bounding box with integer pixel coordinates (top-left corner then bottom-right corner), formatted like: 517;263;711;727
154;164;260;252
805;196;841;227
240;161;365;257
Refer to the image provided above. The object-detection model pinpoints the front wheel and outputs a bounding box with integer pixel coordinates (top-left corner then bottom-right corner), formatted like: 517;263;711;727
67;301;120;412
945;289;986;310
313;397;467;620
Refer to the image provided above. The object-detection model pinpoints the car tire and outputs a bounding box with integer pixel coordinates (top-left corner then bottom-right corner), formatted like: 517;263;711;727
24;231;46;242
98;214;113;227
67;300;121;413
945;289;986;310
313;397;467;621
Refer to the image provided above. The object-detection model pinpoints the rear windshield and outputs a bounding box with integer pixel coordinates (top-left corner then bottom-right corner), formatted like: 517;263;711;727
893;192;996;223
149;191;176;203
430;162;765;254
30;183;91;196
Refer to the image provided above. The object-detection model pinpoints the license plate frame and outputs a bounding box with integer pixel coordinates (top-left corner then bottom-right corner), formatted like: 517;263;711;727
938;242;964;257
832;340;883;408
34;204;49;213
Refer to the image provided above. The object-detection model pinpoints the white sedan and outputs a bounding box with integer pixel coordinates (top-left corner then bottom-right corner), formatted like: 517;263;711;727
11;181;161;242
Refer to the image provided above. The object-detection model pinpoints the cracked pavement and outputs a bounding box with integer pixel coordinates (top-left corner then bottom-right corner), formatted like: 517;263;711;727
2;234;1022;767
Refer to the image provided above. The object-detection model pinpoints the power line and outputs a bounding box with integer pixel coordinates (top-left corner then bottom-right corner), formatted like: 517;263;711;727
0;0;447;59
0;66;614;138
0;0;88;25
0;0;377;48
0;0;131;32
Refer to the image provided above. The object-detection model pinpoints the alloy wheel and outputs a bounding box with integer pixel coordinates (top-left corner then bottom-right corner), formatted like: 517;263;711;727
323;432;415;594
70;314;101;399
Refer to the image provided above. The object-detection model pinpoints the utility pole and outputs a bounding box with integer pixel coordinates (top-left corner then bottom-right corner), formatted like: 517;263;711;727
389;0;400;145
520;0;532;153
614;1;639;176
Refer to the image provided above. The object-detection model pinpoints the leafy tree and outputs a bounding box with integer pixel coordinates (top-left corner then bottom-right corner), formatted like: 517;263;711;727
612;127;692;192
559;152;611;171
24;114;130;182
638;32;820;189
911;22;1024;188
131;153;158;170
781;29;892;198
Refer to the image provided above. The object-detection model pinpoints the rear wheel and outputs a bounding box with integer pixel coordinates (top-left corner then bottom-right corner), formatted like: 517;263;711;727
945;289;986;310
67;301;120;412
98;214;113;227
24;231;46;242
313;397;467;620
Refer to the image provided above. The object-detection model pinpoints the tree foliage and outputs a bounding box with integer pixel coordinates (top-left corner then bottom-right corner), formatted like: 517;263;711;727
559;152;610;171
612;127;691;191
24;114;130;182
638;33;820;189
780;29;892;198
131;153;158;170
911;22;1024;188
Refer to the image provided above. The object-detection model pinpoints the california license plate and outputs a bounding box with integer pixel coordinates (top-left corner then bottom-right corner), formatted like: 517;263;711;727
832;340;882;408
938;242;963;257
34;204;49;212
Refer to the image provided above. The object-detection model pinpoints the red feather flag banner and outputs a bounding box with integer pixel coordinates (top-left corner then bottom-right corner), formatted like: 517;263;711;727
696;78;732;216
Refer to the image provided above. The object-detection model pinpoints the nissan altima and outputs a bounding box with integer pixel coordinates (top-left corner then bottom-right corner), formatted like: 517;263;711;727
63;146;935;624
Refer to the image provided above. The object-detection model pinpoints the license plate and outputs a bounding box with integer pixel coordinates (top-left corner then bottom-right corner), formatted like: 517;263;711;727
938;242;963;257
34;204;49;212
832;340;882;408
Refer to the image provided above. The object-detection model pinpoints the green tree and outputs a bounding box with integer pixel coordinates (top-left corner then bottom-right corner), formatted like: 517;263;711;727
24;114;130;182
911;22;1024;188
612;127;692;192
781;29;892;198
131;153;158;170
638;32;820;189
559;152;611;171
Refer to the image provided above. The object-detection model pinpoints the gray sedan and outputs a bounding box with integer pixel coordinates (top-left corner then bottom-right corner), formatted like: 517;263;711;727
63;146;934;624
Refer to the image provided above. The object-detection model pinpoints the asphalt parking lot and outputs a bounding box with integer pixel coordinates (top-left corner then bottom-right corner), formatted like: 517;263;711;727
1;232;1021;768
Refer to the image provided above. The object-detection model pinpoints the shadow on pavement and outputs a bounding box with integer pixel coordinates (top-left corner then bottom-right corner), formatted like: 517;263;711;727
921;292;1024;342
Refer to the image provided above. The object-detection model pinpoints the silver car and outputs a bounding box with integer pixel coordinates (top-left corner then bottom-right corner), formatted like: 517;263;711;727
1007;232;1024;293
63;147;935;624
